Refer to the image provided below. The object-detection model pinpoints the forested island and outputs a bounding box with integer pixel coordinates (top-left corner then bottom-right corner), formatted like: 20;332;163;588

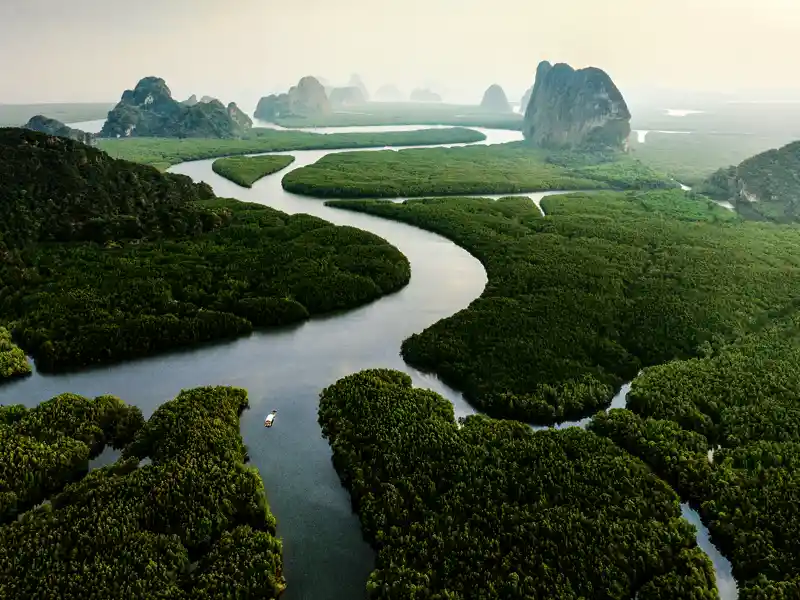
0;327;30;381
283;143;675;198
0;386;286;598
319;369;719;598
328;190;800;424
212;154;296;187
0;128;410;371
96;126;486;170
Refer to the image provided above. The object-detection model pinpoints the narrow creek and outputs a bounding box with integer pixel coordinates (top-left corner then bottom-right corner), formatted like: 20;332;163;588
4;122;736;598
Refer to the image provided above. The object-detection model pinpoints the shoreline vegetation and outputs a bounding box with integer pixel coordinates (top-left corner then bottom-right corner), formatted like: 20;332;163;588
212;154;296;187
0;386;287;598
264;101;524;130
327;190;800;425
0;327;31;381
591;312;800;596
96;127;486;170
0;128;410;373
283;143;677;198
318;369;720;599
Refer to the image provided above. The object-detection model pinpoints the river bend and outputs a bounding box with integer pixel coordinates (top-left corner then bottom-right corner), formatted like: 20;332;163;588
2;124;736;599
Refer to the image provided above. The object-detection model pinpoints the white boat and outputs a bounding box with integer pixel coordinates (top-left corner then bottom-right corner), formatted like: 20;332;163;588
264;410;277;428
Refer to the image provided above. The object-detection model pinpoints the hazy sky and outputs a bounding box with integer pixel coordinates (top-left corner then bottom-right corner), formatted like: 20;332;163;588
2;0;798;106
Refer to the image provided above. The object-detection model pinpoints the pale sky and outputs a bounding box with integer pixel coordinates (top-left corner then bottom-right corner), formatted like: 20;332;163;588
1;0;797;106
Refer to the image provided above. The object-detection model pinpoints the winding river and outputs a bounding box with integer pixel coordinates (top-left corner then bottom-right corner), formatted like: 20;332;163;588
2;123;736;599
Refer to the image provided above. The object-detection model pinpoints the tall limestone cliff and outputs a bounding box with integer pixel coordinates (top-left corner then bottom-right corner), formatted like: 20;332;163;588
254;75;331;121
24;116;94;145
100;77;251;138
480;84;512;112
522;61;631;150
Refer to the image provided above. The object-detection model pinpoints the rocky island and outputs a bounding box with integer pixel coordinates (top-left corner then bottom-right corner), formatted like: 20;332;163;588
375;84;404;101
700;140;800;222
410;88;442;102
23;115;94;145
329;86;367;108
480;84;512;112
254;76;331;122
100;77;251;138
522;60;631;150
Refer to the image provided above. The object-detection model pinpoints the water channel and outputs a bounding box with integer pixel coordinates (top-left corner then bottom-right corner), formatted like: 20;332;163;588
2;122;736;599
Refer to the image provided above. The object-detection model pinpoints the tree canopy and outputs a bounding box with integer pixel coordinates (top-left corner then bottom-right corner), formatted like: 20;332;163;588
328;189;796;424
0;386;285;599
318;368;719;599
0;128;410;371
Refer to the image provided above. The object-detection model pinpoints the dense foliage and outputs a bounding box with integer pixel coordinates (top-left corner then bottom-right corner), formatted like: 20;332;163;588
211;154;295;187
1;197;410;371
0;128;217;247
0;392;144;523
319;369;719;599
0;327;30;380
0;386;286;599
328;190;800;424
604;314;800;595
269;101;524;130
0;127;409;370
283;143;674;198
97;127;486;170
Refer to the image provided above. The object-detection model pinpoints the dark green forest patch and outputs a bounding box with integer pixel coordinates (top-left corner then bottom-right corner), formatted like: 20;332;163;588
212;154;295;187
319;369;719;599
0;386;286;599
282;143;674;198
0;327;30;381
1;198;409;371
0;128;409;371
328;190;800;424
591;314;800;596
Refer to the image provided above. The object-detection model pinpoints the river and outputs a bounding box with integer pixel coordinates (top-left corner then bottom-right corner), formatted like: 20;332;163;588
3;123;736;599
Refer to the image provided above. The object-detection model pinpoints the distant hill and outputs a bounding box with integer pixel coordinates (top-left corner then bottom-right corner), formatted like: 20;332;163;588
100;77;251;139
0;127;218;248
698;140;800;222
254;76;330;122
410;89;441;102
23;115;93;145
480;84;512;113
